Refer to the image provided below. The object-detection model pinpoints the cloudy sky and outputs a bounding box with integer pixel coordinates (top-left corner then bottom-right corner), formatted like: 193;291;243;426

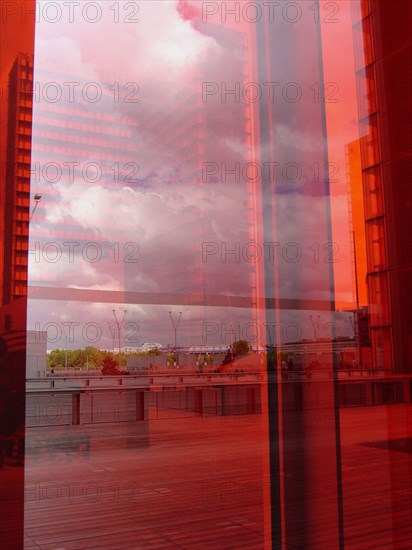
26;1;360;349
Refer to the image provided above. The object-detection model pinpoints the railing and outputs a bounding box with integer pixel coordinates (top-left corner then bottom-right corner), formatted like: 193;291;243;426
28;371;264;391
34;367;393;390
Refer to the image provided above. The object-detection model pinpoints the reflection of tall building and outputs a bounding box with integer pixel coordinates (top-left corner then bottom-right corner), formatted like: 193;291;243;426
346;139;372;365
0;19;35;547
27;24;254;347
195;21;259;343
28;57;205;301
2;53;33;305
346;139;368;306
352;1;412;373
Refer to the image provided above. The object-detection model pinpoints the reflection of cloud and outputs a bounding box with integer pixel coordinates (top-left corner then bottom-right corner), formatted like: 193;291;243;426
27;298;353;350
275;124;323;154
28;0;357;340
30;0;252;297
36;0;219;79
35;35;97;80
29;188;352;305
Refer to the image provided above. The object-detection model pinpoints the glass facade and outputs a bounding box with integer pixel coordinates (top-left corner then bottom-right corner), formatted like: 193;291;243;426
1;1;411;548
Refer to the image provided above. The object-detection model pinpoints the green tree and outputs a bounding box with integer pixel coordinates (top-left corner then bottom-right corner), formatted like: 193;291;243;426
84;346;105;369
101;355;120;375
147;349;162;356
69;349;86;369
166;353;177;367
47;349;66;370
221;340;250;366
232;340;250;356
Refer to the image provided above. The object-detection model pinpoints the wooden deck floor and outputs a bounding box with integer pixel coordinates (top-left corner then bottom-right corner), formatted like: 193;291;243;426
22;403;412;549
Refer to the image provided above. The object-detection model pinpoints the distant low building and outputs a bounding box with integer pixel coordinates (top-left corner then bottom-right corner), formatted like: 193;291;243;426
139;342;162;352
26;330;47;378
120;346;140;354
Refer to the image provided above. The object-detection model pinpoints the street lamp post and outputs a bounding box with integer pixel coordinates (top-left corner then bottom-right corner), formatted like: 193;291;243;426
112;309;127;369
169;311;182;366
29;193;42;221
309;314;321;341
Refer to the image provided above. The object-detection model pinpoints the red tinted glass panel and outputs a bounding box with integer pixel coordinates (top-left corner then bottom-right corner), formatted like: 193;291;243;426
0;1;411;549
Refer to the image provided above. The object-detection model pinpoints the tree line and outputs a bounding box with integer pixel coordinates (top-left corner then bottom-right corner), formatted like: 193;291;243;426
47;341;252;374
47;346;161;372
